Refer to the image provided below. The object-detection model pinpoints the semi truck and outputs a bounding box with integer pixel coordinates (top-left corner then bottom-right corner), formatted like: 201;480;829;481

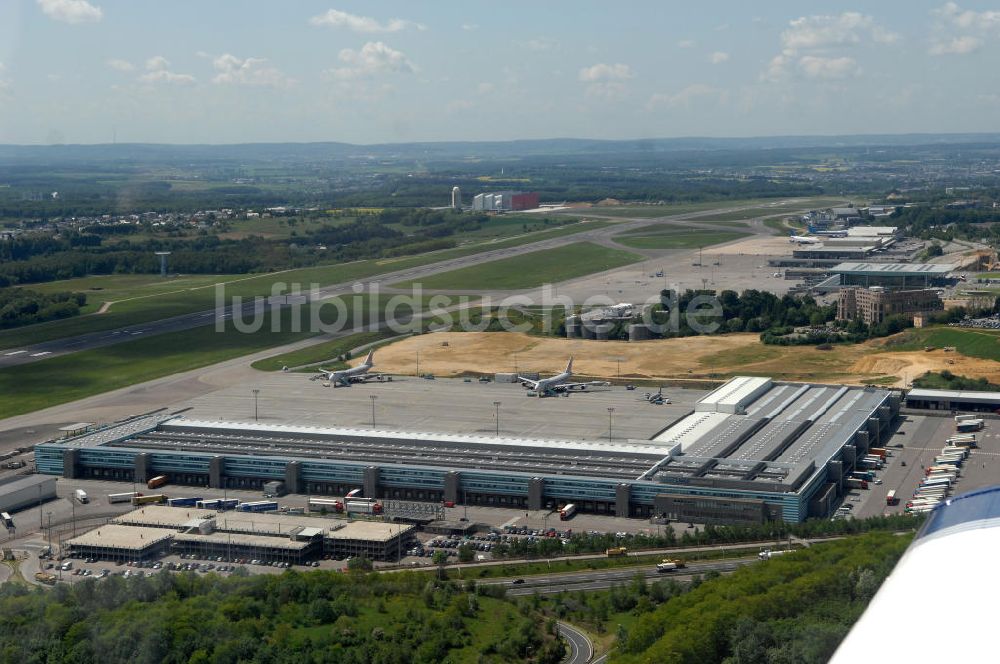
606;547;628;557
308;498;342;513
657;559;686;572
956;419;984;433
74;489;89;504
886;490;898;506
132;494;166;506
147;475;168;490
1;512;13;530
237;500;279;513
868;448;888;460
846;478;869;490
107;492;139;504
758;549;789;560
344;498;383;515
559;503;577;520
167;497;202;507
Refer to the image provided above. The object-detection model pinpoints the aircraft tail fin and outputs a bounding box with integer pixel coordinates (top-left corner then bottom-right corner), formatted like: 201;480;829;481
364;349;375;366
565;357;573;374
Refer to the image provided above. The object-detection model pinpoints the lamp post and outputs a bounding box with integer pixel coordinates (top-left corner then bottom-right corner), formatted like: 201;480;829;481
607;407;615;441
493;401;501;437
252;388;260;422
370;395;378;428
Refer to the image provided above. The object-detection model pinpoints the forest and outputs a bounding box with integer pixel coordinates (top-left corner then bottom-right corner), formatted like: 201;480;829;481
0;287;86;329
0;568;563;664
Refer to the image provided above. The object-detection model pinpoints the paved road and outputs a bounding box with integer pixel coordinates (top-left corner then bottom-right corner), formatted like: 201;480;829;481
0;201;784;369
558;622;594;664
490;558;754;596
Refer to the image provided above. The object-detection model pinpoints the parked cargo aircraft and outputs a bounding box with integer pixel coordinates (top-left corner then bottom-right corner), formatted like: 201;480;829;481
519;358;610;396
788;233;820;245
312;349;390;387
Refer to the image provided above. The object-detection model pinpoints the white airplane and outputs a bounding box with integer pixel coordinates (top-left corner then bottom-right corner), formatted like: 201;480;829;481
788;233;821;245
312;349;389;387
518;358;610;397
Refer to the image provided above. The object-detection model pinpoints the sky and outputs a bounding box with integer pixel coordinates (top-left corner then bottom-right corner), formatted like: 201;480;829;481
0;0;998;144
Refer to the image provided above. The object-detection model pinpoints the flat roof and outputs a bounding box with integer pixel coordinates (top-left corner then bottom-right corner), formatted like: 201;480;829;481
113;506;217;529
173;531;311;550
58;422;93;431
906;388;1000;404
114;505;340;536
846;226;897;236
67;524;173;550
0;473;56;492
327;521;414;542
832;262;955;275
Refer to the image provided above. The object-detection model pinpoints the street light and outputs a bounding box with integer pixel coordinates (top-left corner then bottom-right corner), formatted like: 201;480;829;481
607;407;615;441
370;395;378;427
493;401;501;437
252;388;260;422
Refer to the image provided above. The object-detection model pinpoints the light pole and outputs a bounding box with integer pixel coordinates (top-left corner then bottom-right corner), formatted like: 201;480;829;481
493;401;501;437
370;395;378;428
415;351;420;377
607;407;615;441
252;388;260;422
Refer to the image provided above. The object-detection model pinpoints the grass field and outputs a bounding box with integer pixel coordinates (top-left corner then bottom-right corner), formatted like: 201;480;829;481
391;242;643;291
21;273;240;315
580;197;846;220
613;230;749;250
0;220;613;351
0;295;418;418
251;328;405;372
886;326;1000;362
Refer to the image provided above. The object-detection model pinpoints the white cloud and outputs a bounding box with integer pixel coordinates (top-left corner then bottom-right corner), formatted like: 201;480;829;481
935;2;1000;31
708;51;730;64
578;63;634;82
764;12;896;82
138;56;195;84
929;35;983;54
461;23;479;31
106;58;134;72
145;55;169;71
797;55;859;79
329;42;415;80
36;0;102;23
781;12;898;50
524;38;557;51
647;84;726;110
578;63;634;99
676;39;696;48
477;82;495;95
212;54;292;87
309;9;424;33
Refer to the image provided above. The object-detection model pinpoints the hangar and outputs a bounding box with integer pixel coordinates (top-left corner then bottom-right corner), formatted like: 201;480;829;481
35;377;899;524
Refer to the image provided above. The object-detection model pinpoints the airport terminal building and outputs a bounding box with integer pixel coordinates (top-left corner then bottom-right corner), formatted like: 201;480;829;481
35;377;899;524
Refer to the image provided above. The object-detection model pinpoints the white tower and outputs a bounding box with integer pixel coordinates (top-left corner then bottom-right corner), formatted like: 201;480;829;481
451;186;462;209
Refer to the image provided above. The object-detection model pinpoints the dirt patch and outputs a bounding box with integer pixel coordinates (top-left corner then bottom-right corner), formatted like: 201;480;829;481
366;331;1000;387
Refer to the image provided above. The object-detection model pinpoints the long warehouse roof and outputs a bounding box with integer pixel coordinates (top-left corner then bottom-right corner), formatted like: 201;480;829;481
831;262;955;275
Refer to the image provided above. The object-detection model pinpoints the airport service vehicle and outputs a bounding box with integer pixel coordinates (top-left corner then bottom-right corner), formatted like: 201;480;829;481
559;504;577;520
1;512;13;530
237;500;279;513
344;498;383;515
758;549;789;560
886;490;899;506
147;475;168;490
606;547;628;557
656;559;686;572
846;478;869;490
107;492;139;504
74;489;89;504
132;494;167;506
167;497;202;507
956;419;984;433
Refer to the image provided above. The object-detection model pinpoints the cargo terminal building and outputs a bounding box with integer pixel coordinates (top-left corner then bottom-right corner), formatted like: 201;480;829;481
36;377;898;524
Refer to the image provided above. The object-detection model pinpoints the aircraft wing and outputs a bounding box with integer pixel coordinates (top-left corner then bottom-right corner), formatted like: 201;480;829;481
518;376;541;389
550;381;611;392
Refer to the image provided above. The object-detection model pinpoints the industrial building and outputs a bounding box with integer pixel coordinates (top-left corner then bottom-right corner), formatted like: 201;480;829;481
35;376;898;524
564;302;653;341
66;506;413;563
904;388;1000;413
471;191;539;212
837;287;943;325
831;262;956;289
0;474;57;515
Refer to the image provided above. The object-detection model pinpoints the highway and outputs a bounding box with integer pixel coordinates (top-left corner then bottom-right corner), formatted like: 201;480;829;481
0;202;780;369
488;558;755;597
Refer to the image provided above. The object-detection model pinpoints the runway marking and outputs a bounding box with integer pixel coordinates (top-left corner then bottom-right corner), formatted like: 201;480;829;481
29;351;51;357
4;350;27;355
